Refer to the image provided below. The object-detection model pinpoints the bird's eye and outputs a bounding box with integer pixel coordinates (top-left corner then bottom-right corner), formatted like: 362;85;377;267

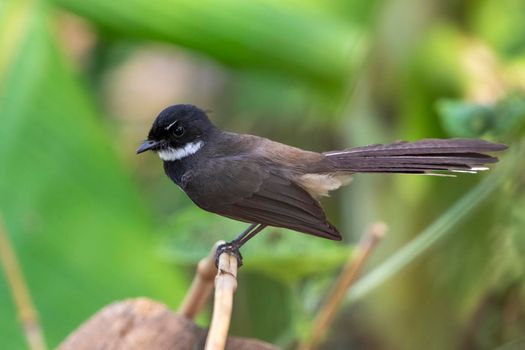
173;123;185;137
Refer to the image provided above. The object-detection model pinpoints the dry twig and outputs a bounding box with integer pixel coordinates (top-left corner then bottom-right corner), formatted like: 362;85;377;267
300;222;388;350
205;249;239;350
178;242;221;319
0;216;48;350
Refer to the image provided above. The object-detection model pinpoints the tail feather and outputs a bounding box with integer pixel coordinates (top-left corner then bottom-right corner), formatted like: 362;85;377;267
324;138;507;175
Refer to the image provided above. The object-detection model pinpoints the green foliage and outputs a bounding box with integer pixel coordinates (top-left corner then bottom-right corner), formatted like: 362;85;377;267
0;0;524;348
438;95;525;138
162;207;352;282
348;144;517;302
0;1;185;348
51;0;365;93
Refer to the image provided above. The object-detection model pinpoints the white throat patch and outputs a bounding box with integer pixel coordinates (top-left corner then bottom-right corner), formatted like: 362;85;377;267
158;141;204;161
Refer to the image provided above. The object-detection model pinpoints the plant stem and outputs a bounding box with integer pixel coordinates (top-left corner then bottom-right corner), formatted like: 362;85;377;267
178;242;221;320
300;222;387;350
347;146;515;302
205;250;239;350
0;216;48;350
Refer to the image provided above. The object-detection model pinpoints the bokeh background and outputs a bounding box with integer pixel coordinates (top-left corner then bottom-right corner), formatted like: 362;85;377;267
1;0;525;349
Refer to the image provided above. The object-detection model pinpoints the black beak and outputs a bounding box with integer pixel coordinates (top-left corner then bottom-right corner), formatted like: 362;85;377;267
136;140;161;154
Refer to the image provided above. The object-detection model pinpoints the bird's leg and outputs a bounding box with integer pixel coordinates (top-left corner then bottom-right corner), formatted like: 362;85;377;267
215;224;266;268
238;224;267;245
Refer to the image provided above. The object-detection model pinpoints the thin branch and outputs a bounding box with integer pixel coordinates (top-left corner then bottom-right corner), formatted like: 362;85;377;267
0;216;48;350
178;242;221;319
205;250;239;350
300;222;388;350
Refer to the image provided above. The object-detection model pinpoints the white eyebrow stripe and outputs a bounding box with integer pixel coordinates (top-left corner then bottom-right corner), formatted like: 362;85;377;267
165;121;178;130
158;141;204;161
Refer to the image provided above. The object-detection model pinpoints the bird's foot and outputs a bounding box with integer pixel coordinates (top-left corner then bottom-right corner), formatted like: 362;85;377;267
215;241;243;268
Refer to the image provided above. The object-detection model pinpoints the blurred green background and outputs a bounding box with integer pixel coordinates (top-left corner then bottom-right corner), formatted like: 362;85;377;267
1;0;524;349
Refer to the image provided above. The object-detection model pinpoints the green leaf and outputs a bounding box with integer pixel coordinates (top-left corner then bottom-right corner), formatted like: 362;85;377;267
49;0;366;91
0;1;186;348
437;95;525;138
161;207;353;282
437;100;495;137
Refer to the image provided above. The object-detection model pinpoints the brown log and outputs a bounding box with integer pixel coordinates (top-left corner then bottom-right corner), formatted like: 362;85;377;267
59;298;278;350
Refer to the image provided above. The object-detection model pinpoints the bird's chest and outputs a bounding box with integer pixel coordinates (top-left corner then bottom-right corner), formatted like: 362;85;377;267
163;158;223;211
163;160;195;189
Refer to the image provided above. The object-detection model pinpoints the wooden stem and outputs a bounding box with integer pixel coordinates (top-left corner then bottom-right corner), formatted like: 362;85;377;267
205;250;239;350
300;222;388;350
178;242;221;319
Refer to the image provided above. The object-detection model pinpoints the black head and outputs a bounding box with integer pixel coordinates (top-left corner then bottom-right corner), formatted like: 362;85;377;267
136;104;216;157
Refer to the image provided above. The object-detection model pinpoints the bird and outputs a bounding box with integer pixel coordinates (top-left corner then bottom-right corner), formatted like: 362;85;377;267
137;104;507;265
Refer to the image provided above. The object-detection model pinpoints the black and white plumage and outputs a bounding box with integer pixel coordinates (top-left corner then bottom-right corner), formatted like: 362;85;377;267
137;104;507;248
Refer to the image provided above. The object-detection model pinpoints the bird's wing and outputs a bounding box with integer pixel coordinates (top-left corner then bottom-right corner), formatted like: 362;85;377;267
186;158;341;240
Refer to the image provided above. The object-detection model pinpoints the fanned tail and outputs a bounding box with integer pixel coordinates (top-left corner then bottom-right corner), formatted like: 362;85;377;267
324;138;507;175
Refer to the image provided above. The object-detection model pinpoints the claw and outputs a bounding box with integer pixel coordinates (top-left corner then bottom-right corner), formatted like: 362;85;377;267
215;242;243;268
